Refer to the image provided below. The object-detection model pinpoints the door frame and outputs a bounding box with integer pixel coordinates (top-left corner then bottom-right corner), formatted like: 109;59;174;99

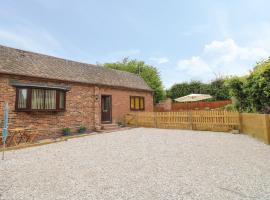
101;95;112;123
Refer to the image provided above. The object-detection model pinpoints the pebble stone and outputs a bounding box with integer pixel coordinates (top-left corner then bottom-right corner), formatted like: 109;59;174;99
0;128;270;200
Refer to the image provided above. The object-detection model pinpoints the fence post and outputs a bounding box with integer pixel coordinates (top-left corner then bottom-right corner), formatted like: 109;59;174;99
263;114;270;144
239;112;243;133
136;113;138;127
188;110;193;130
154;112;157;128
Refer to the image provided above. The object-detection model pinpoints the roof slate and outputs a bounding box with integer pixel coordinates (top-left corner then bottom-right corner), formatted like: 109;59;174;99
0;45;152;91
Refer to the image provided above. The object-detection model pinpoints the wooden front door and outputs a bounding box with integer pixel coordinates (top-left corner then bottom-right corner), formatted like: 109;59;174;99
101;95;112;123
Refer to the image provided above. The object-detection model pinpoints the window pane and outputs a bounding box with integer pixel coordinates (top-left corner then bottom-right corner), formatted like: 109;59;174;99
135;97;140;109
102;96;110;112
140;98;144;109
18;89;27;109
32;89;44;109
59;91;65;109
130;97;135;109
45;90;56;109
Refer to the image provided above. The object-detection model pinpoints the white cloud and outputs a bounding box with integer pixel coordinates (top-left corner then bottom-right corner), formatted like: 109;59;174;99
177;56;212;78
149;57;169;64
176;38;270;81
0;27;62;55
243;22;270;54
204;38;268;62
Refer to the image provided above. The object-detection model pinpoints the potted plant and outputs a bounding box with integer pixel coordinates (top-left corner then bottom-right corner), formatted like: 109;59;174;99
62;127;71;136
77;126;87;134
117;121;124;127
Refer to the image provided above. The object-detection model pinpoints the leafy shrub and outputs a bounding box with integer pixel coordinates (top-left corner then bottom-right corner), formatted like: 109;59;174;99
226;58;270;113
77;126;87;134
62;127;71;136
224;104;237;111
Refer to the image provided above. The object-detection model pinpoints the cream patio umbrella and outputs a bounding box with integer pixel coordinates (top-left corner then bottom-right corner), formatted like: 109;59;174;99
174;94;213;102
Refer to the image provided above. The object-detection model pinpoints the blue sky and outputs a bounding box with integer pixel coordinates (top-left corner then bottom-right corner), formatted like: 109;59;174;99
1;0;270;88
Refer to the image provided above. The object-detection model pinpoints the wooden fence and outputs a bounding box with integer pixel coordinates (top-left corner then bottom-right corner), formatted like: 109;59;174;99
125;110;240;132
240;113;270;144
125;111;270;144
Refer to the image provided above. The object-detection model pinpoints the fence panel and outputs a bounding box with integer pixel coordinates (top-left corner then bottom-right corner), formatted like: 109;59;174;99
191;110;240;131
240;113;270;144
137;112;155;127
156;111;190;130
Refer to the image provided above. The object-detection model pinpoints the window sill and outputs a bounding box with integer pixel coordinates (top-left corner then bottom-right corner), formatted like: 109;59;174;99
14;109;66;113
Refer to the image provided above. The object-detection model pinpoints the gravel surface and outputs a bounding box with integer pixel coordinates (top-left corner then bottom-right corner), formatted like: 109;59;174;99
1;128;270;200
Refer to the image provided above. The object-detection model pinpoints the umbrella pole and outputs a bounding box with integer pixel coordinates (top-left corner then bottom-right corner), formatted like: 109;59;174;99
2;103;8;161
2;141;5;160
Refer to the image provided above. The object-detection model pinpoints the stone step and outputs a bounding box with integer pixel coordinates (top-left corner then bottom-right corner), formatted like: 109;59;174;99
101;123;119;130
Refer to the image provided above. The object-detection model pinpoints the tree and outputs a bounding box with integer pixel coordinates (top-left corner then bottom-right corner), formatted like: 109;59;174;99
104;58;165;103
167;80;210;99
167;79;229;101
245;59;270;112
209;78;230;100
225;76;247;111
226;58;270;113
189;80;211;94
167;82;190;99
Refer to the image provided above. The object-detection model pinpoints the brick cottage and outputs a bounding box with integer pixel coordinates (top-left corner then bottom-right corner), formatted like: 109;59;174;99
0;45;153;135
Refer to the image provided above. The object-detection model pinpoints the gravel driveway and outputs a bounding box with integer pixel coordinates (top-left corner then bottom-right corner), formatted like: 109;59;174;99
1;128;270;200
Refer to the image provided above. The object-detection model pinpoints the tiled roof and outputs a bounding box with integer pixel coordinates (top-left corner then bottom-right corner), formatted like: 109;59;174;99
0;45;152;91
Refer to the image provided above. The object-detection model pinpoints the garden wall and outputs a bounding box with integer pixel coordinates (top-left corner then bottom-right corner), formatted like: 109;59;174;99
172;100;232;111
154;98;231;111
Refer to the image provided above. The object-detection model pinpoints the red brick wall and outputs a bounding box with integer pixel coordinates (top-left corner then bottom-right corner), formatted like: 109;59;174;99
154;98;172;112
172;100;232;110
0;74;95;136
99;87;153;123
154;99;231;111
0;74;153;135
